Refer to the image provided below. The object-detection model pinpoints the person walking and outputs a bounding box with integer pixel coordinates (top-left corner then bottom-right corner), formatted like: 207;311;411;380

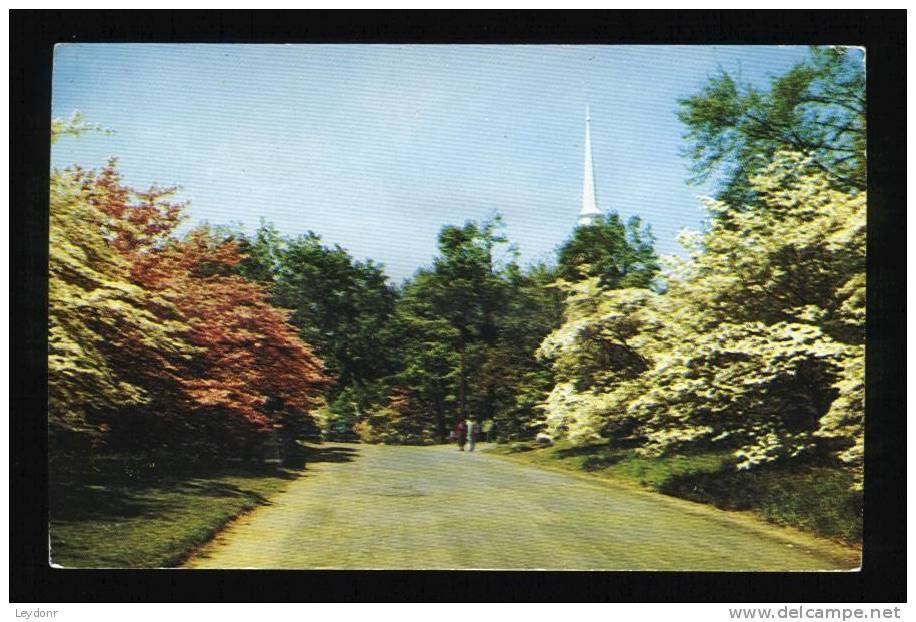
455;420;468;451
466;418;479;452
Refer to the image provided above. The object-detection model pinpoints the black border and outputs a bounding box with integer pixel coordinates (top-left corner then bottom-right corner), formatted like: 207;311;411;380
10;10;906;603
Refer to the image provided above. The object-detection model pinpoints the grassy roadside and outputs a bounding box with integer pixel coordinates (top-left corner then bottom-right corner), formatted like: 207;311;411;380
486;441;862;544
49;458;303;568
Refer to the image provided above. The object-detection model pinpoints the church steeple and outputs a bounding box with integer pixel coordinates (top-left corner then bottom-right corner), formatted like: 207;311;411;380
578;105;602;227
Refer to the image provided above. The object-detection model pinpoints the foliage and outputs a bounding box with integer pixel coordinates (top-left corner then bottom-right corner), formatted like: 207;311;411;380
389;284;461;442
50;144;331;458
538;282;660;444
487;263;562;440
218;216;559;444
314;389;362;441
556;213;659;288
91;162;332;451
48;166;194;448
50;110;113;144
632;321;847;467
669;152;865;342
813;347;864;489
140;228;332;450
232;224;399;392
678;46;865;207
539;155;865;489
216;222;401;441
661;459;863;542
649;154;865;476
389;217;562;442
355;386;430;445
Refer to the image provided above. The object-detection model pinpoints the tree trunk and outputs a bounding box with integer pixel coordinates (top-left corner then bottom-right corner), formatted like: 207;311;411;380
457;340;467;419
434;394;446;443
484;382;496;424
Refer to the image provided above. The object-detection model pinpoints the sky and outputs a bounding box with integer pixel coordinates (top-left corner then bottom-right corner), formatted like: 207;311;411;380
51;44;812;283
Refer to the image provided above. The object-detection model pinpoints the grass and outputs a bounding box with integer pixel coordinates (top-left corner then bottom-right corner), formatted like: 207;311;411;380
488;440;862;543
49;457;304;568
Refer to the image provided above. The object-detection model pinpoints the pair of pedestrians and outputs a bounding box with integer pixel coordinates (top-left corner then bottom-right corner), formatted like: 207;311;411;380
454;419;480;451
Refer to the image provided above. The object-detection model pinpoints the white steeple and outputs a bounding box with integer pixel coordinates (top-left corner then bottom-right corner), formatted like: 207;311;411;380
578;105;602;227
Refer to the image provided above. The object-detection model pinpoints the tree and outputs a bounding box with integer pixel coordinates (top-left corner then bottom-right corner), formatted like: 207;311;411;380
556;213;659;289
322;388;363;441
232;225;399;399
130;227;334;454
355;386;428;445
638;153;864;475
386;217;561;443
51;111;112;144
486;262;562;440
412;218;512;429
539;211;661;444
48;167;194;451
665;151;865;346
49;109;197;456
55;155;333;457
230;219;285;285
538;154;865;488
219;219;552;446
391;277;462;442
678;46;865;208
538;281;661;444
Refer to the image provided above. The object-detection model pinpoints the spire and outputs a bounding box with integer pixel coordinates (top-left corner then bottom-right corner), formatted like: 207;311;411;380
578;105;602;227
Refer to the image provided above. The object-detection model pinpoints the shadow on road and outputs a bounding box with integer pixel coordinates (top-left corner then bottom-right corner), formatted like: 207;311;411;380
304;444;361;465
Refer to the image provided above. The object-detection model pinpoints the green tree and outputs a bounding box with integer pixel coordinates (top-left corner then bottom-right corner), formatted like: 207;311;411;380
423;217;512;424
355;386;429;445
392;275;462;442
678;46;865;208
387;217;561;443
486;262;563;440
556;213;659;289
232;219;285;284
231;224;400;396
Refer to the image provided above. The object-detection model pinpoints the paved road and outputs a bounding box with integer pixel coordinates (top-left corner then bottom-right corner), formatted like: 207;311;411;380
185;443;859;570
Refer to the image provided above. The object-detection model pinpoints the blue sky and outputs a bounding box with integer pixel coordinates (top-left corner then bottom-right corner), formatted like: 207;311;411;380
52;44;811;282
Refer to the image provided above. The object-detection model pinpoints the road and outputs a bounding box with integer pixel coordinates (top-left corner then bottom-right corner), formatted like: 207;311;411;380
185;443;859;570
